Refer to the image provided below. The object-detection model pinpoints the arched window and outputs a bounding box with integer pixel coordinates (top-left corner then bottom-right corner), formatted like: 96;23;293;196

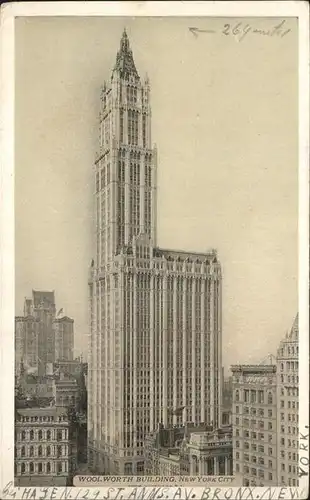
47;462;51;473
29;446;34;457
268;393;273;405
235;390;240;402
30;430;34;440
38;445;42;456
46;445;51;457
29;462;34;473
21;445;25;457
21;463;25;474
21;430;26;440
38;430;43;440
38;463;43;473
46;430;51;440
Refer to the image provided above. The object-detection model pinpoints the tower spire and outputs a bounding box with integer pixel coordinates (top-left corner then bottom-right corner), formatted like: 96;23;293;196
113;29;139;80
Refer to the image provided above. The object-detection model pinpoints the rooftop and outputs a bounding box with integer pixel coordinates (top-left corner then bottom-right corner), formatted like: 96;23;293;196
53;316;74;323
231;364;276;374
16;406;67;418
32;290;55;308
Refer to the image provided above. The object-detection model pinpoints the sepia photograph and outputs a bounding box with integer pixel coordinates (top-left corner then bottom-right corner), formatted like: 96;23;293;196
0;2;309;499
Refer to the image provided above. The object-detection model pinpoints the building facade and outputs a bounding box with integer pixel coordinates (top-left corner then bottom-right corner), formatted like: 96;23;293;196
276;314;299;487
15;291;74;377
15;407;77;486
88;30;223;475
231;364;278;487
15;315;40;376
52;376;80;410
144;423;232;476
53;317;74;362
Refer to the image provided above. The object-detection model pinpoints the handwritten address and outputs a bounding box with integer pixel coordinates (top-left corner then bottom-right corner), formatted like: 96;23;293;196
299;425;309;479
189;20;291;42
0;484;307;500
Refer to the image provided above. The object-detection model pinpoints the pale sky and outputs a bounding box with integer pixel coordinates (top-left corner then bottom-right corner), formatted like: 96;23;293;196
15;16;298;371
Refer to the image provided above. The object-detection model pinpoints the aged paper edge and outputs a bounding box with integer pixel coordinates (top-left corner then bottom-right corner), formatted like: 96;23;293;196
0;1;309;498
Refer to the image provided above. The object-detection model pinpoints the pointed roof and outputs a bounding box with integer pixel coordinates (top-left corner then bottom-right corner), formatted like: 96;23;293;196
113;29;139;80
288;313;298;341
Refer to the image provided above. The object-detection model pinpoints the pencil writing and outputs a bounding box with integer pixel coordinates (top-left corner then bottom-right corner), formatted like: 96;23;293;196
189;20;291;42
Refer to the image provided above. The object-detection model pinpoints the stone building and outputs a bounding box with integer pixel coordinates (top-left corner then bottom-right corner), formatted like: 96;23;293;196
231;364;278;486
53;316;74;362
52;375;80;410
144;423;232;477
15;291;74;377
276;314;299;487
14;406;77;486
88;29;223;476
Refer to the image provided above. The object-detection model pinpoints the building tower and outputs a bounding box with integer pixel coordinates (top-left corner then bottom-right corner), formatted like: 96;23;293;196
88;30;223;475
231;364;278;487
15;291;74;377
276;314;299;487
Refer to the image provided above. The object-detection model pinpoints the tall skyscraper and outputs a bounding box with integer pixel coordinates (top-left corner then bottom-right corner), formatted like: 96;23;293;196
276;314;299;487
15;291;74;376
88;30;223;475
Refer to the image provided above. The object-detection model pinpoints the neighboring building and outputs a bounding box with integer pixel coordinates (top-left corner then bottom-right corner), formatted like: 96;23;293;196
15;316;40;376
52;375;80;410
88;29;223;475
15;291;74;377
186;426;233;476
276;314;299;487
223;376;233;408
46;359;82;378
144;423;232;476
222;375;233;425
53;317;74;361
15;407;77;486
158;452;181;476
231;364;277;487
31;291;57;371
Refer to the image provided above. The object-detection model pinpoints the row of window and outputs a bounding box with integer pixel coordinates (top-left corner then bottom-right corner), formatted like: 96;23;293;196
18;444;65;458
17;415;65;423
280;399;298;409
280;438;298;448
235;390;273;404
20;430;65;441
239;465;273;481
237;406;273;417
278;345;298;357
235;441;273;454
18;461;65;474
280;361;298;372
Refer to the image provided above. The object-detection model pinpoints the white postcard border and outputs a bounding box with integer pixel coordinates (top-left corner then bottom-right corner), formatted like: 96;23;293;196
0;1;309;499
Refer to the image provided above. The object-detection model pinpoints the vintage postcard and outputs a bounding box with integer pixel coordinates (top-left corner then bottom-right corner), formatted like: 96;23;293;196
0;1;309;499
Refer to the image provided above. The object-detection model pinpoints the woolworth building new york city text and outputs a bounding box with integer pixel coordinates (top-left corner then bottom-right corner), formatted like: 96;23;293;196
88;30;223;475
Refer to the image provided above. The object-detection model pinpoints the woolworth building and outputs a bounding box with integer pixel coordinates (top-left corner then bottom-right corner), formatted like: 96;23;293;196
88;30;223;474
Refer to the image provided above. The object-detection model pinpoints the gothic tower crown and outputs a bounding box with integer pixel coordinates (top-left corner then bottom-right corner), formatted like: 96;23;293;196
113;29;139;81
